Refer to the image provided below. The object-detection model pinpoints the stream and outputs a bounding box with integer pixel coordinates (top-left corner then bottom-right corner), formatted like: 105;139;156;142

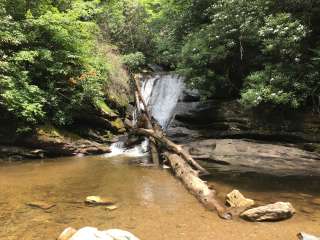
0;155;320;240
0;73;320;239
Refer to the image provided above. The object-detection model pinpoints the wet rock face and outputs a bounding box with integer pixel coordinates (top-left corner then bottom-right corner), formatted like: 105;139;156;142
187;139;320;177
240;202;295;222
168;99;320;143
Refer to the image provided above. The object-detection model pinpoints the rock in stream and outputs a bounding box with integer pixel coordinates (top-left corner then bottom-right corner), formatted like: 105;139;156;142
240;202;295;222
226;190;255;209
58;227;140;240
298;232;320;240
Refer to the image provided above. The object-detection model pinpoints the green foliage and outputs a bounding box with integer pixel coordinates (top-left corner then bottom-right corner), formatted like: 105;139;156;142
2;0;320;128
259;13;307;60
122;52;146;72
98;0;154;55
241;13;311;108
143;0;320;109
0;0;116;126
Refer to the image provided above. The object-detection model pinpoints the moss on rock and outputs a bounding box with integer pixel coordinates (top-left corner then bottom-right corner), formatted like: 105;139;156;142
111;118;126;133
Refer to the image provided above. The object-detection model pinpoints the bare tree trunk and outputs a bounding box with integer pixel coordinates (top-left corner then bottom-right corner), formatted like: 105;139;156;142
164;152;231;219
134;128;208;174
133;76;160;165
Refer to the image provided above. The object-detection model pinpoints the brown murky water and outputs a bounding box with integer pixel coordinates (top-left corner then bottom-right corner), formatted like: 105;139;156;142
0;155;319;240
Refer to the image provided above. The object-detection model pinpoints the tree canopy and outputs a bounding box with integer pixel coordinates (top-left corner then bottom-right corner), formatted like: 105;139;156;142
1;0;319;131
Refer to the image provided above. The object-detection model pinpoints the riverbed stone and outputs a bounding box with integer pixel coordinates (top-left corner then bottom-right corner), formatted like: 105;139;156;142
226;190;255;208
26;201;56;210
298;232;320;240
60;227;140;240
240;202;295;222
311;198;320;206
85;196;116;206
58;227;77;240
105;205;118;211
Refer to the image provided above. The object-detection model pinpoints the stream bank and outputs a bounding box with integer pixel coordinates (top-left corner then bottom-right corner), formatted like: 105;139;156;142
0;103;128;161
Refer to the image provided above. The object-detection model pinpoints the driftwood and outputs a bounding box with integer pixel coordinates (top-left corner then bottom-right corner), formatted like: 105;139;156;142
164;153;230;219
134;128;208;174
133;75;160;165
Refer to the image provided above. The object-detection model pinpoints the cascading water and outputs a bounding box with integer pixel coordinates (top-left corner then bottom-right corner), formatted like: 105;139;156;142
106;72;184;157
145;74;184;129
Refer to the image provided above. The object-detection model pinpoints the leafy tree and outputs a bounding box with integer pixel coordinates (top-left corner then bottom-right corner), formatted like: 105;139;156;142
0;0;113;126
144;0;320;110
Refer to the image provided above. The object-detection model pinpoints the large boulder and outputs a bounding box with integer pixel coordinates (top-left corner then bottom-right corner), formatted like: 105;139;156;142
240;202;295;222
58;227;140;240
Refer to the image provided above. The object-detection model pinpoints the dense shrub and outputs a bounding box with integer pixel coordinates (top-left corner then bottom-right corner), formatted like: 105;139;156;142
122;52;146;72
0;0;113;126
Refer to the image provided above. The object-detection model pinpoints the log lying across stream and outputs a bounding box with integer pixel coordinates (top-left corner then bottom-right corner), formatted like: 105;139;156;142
132;75;230;220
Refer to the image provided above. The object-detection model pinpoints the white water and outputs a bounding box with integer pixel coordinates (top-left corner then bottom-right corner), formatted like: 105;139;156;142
105;138;149;158
106;72;184;157
145;74;183;129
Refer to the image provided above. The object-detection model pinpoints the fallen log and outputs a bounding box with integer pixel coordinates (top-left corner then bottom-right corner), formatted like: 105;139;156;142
163;152;231;220
133;75;160;165
133;128;208;174
131;74;230;219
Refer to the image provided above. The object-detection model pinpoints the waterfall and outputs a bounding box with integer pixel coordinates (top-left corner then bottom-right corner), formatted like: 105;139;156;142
106;72;184;157
143;73;184;129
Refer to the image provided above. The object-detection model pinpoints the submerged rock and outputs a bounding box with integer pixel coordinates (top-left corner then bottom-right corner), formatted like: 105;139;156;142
58;227;140;240
85;196;116;206
298;232;320;240
26;201;56;210
311;198;320;206
105;205;118;211
240;202;295;222
58;227;77;240
226;190;255;208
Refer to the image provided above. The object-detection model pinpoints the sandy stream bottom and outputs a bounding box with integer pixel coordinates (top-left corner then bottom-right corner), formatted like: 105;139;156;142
0;155;319;240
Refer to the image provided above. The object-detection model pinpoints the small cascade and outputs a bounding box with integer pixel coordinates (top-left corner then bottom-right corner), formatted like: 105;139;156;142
144;73;184;129
107;138;149;158
106;72;184;158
